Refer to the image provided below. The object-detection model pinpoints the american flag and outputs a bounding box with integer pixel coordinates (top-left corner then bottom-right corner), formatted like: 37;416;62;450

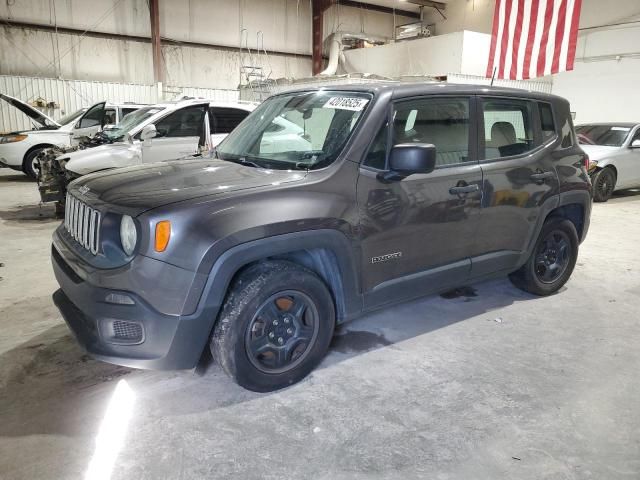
486;0;583;80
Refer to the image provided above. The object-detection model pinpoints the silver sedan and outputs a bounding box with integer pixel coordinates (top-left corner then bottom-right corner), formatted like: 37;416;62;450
577;123;640;202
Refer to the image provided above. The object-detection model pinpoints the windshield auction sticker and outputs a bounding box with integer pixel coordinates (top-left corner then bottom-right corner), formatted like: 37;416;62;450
323;97;369;111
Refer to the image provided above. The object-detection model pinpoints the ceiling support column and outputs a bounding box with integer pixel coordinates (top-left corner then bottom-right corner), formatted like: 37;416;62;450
312;0;333;75
149;0;164;86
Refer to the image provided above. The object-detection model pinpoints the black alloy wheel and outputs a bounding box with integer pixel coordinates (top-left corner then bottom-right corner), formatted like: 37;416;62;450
534;230;571;284
592;168;615;202
210;260;335;392
245;291;319;374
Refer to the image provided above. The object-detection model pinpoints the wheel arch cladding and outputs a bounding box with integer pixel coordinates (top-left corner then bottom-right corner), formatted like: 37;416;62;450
194;229;362;333
547;203;585;239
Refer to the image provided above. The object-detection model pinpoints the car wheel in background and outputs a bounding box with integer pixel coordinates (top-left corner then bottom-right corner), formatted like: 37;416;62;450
592;167;616;202
509;217;579;296
22;147;46;180
210;260;335;392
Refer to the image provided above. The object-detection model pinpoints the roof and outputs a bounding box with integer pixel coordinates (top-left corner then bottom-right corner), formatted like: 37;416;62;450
274;82;564;103
575;122;639;128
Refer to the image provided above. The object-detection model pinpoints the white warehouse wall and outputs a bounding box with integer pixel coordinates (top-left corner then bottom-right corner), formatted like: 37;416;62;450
0;0;415;92
0;0;313;90
422;0;640;123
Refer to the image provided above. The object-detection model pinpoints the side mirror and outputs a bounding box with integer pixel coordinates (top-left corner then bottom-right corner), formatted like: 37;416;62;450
140;124;157;143
631;139;640;148
378;143;437;183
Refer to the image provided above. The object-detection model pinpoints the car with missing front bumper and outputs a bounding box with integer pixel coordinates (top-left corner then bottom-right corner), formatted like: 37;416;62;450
0;94;145;178
37;99;261;210
52;84;592;392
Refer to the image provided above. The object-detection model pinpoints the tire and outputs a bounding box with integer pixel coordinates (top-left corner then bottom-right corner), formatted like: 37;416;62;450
509;218;579;296
22;147;46;180
210;260;335;392
592;167;616;202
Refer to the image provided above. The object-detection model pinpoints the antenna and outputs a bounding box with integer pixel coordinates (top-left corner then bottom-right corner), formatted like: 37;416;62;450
490;67;497;86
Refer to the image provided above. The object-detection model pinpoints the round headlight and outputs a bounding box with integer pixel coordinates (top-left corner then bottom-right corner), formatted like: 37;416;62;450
120;215;137;256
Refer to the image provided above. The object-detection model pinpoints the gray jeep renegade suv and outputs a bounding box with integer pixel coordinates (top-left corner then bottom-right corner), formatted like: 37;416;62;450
52;84;592;391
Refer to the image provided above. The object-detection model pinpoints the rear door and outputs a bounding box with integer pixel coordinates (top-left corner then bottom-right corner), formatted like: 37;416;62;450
357;95;483;309
72;102;106;140
209;107;251;146
473;97;560;276
141;104;207;162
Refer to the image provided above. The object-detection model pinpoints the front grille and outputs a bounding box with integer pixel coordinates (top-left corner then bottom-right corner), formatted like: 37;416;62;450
64;193;101;255
112;320;143;342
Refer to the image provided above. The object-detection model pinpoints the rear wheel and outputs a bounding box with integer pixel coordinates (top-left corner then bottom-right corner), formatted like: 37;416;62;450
22;147;46;180
509;218;579;296
592;167;616;202
210;260;335;392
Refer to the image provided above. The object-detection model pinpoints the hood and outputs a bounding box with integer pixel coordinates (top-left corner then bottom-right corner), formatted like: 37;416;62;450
579;144;619;161
69;158;307;214
0;93;60;129
64;142;140;175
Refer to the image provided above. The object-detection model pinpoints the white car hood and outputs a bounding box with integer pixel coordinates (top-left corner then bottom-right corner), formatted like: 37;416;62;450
0;93;60;128
580;144;618;161
64;142;141;175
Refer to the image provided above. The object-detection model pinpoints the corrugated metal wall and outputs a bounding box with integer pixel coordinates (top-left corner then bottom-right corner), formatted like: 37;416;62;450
446;73;553;94
0;75;239;133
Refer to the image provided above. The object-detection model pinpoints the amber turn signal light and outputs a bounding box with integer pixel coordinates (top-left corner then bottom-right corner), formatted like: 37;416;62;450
155;220;171;252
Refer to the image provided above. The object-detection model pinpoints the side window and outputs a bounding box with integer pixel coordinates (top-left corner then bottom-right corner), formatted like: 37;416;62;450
560;114;575;148
393;97;471;167
211;107;250;134
79;103;105;128
154;105;205;138
482;98;534;159
104;108;116;126
121;107;138;118
632;128;640;144
363;121;388;170
538;102;556;141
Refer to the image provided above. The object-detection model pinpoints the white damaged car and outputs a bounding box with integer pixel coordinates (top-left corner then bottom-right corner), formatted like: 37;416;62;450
577;123;640;202
0;94;144;178
38;98;313;208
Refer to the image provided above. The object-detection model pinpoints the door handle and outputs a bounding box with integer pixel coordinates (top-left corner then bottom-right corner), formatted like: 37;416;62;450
530;171;555;184
449;183;479;195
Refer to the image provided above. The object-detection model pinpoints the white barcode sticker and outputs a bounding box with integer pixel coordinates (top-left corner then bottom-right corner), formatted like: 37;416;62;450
323;97;369;111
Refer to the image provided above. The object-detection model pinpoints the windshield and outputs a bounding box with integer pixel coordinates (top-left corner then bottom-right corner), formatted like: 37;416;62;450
103;106;166;141
216;91;371;170
56;108;86;126
575;125;631;147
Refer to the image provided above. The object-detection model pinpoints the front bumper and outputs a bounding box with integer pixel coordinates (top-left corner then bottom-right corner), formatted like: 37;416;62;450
52;235;219;370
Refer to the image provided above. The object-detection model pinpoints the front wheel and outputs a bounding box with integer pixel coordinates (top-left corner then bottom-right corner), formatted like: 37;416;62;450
509;218;579;296
592;168;616;202
210;260;335;392
23;148;46;180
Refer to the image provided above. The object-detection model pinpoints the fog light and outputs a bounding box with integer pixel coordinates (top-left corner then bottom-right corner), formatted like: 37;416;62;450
105;293;135;305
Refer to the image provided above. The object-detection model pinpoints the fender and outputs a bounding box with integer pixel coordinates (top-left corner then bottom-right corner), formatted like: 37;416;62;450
558;189;592;243
518;188;591;267
185;229;363;327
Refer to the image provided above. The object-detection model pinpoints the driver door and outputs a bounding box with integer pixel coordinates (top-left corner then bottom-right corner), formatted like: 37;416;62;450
71;102;106;142
357;95;483;310
141;104;207;163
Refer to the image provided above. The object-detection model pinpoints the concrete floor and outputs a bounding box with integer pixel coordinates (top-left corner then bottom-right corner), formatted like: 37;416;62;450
1;168;639;480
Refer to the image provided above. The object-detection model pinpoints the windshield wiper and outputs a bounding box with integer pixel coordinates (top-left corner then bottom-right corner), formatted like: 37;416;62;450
220;154;263;168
